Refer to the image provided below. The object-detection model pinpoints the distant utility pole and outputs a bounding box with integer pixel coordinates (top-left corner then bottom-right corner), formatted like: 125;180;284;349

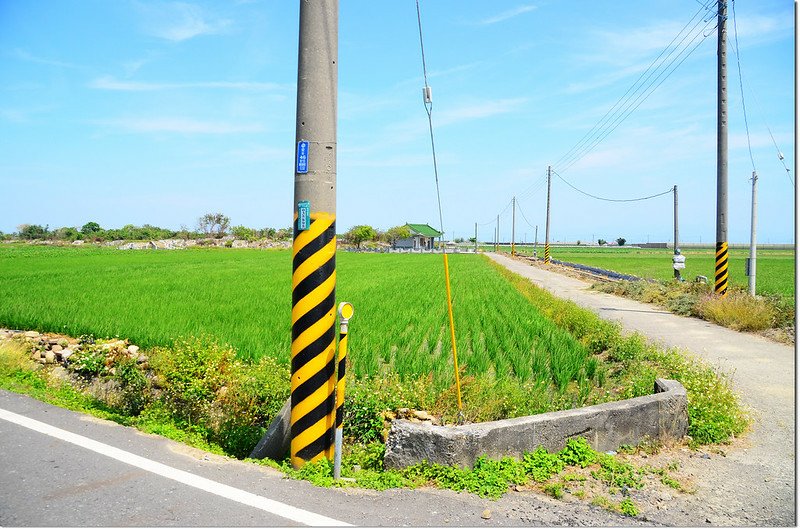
673;185;680;279
534;225;538;257
290;0;339;469
495;214;499;252
715;0;729;296
474;222;478;252
545;165;552;263
511;196;516;256
748;171;758;296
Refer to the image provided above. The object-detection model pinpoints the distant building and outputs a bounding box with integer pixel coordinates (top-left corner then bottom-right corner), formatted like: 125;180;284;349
394;223;442;250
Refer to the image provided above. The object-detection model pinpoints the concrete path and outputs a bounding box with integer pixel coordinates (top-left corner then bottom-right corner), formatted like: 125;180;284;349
488;252;795;526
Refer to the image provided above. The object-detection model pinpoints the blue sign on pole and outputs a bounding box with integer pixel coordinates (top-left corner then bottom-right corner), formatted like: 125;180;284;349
297;200;311;231
297;141;309;174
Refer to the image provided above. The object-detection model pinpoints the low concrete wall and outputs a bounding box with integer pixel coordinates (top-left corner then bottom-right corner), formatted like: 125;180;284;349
384;379;688;469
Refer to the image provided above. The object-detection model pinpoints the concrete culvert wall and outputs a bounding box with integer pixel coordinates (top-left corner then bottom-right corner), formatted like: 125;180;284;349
384;379;688;469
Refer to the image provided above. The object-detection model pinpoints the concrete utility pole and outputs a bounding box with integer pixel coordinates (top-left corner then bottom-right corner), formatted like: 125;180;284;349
715;0;729;296
673;185;679;254
545;165;552;263
673;185;680;279
534;225;538;257
290;0;339;469
474;222;478;252
495;215;499;252
748;171;758;296
511;196;516;256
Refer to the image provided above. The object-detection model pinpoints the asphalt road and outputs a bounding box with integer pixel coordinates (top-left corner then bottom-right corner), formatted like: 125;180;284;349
0;390;644;527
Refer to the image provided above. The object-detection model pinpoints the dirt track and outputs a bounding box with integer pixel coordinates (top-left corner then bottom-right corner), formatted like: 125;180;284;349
486;252;795;526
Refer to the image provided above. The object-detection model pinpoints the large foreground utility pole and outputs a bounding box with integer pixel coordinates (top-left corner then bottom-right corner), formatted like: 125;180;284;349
290;0;339;469
544;166;552;263
715;0;729;296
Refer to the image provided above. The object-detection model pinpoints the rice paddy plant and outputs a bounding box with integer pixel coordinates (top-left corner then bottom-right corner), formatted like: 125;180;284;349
0;246;600;400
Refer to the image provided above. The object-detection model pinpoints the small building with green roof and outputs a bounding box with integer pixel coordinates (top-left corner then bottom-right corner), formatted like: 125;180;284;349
395;223;442;251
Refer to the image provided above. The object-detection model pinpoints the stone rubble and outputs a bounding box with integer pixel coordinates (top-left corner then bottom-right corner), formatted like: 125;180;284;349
0;328;148;377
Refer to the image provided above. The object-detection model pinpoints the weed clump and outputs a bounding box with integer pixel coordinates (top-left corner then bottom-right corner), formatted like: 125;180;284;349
696;291;777;331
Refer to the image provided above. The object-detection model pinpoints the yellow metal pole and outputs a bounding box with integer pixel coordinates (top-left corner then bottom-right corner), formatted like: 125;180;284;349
442;254;463;414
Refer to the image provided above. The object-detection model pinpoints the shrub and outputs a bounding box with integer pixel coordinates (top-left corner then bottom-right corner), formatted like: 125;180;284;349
696;291;777;331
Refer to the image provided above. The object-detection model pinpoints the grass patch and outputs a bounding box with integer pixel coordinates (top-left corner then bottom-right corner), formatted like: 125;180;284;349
592;279;792;338
511;245;795;300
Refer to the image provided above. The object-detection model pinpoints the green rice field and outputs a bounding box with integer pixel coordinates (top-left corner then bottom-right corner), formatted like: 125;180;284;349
508;245;795;300
0;244;593;392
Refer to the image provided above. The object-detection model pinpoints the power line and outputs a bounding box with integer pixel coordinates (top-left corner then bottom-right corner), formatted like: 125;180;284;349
553;3;717;174
553;170;673;202
477;197;513;226
737;50;794;186
553;0;715;171
415;0;445;240
515;198;539;230
555;18;716;174
730;0;756;174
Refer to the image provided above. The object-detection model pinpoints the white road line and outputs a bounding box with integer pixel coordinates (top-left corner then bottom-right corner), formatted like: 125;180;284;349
0;407;350;527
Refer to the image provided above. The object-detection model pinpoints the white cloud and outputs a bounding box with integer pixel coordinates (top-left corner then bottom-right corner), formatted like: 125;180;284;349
436;98;528;126
89;76;286;92
139;2;232;42
477;5;537;25
95;117;264;134
10;48;81;69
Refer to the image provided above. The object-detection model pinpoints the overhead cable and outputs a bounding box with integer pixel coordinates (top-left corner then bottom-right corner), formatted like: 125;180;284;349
415;0;445;239
553;2;717;174
730;0;756;174
553;170;673;202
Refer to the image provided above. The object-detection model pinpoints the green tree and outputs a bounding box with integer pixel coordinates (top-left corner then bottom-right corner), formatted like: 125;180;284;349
598;239;607;246
384;225;411;246
232;225;257;241
17;224;49;240
616;237;626;246
197;213;230;238
344;225;377;248
81;222;102;236
53;226;80;241
275;227;293;241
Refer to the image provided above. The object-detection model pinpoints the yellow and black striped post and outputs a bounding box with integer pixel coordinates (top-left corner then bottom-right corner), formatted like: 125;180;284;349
715;241;729;296
290;0;339;469
291;214;337;467
332;301;353;480
544;243;551;264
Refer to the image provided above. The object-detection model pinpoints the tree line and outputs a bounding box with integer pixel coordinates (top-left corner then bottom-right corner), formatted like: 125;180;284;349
4;213;292;243
3;214;416;247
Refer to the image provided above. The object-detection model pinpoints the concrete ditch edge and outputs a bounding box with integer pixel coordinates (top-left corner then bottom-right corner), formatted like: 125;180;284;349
384;378;688;469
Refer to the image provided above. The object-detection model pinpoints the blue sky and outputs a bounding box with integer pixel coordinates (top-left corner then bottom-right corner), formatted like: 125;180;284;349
1;1;794;243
